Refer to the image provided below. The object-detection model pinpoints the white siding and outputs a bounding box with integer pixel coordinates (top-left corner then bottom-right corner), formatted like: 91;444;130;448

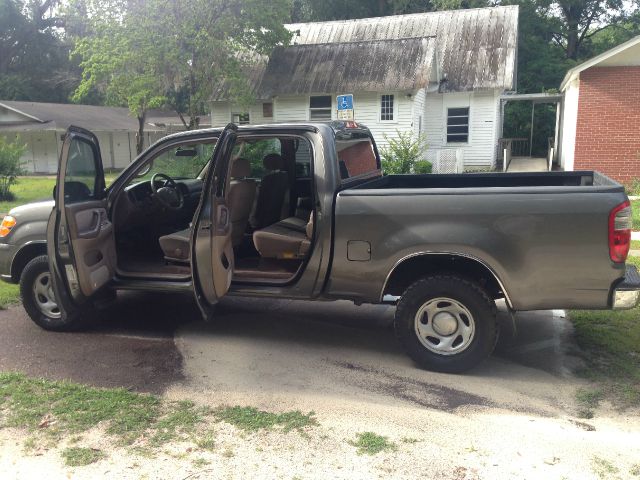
274;96;309;122
423;89;500;170
211;88;502;170
412;88;426;138
211;102;231;127
560;79;579;171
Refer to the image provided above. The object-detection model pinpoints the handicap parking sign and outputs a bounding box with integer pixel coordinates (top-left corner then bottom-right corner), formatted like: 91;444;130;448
337;94;354;120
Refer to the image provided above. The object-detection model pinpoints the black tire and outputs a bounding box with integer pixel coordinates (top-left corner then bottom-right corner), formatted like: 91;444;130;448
19;255;89;332
395;275;497;373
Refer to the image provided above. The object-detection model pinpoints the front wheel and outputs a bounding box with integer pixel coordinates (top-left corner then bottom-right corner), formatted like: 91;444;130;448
19;255;88;331
395;275;497;373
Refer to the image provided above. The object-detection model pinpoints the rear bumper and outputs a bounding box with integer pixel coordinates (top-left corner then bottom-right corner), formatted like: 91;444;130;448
612;265;640;309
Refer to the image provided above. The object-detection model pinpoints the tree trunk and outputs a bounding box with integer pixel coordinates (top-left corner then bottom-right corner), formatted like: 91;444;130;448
135;112;146;155
566;22;579;60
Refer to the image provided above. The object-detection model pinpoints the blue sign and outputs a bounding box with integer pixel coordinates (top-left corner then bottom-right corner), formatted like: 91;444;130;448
337;94;353;111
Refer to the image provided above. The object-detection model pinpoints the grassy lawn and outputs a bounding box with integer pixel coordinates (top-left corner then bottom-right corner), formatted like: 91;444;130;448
0;174;120;216
569;255;640;410
0;176;56;216
0;281;20;309
0;372;318;466
632;199;640;231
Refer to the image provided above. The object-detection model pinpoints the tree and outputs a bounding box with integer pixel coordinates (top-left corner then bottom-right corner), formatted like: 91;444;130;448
72;0;292;135
544;0;626;60
291;0;433;22
0;0;79;102
71;0;166;153
0;136;26;200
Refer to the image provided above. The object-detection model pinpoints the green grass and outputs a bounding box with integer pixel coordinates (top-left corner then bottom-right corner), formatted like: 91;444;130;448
213;406;318;433
62;447;106;466
0;176;56;216
0;372;322;466
575;388;603;418
349;432;397;455
592;456;620;480
0;281;19;309
632;199;640;231
0;174;120;216
569;256;640;409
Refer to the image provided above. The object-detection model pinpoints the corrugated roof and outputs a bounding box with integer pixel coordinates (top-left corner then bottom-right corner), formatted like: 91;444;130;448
213;5;518;100
0;101;175;132
258;37;435;97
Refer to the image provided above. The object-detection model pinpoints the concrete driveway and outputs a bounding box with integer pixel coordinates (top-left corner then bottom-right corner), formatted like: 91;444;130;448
1;293;639;479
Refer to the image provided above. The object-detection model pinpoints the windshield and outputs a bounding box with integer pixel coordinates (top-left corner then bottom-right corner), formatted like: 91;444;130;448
135;140;217;181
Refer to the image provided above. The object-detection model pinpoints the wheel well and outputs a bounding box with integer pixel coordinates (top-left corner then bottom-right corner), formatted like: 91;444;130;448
383;254;507;302
11;243;47;282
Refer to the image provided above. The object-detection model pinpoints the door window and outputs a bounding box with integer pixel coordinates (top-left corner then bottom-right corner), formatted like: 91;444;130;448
64;137;100;203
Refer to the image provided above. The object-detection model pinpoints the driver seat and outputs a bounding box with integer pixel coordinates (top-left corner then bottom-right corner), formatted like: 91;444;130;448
159;228;190;263
158;157;255;263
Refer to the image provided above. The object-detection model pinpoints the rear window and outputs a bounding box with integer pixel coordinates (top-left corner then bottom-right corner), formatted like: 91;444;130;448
335;132;379;180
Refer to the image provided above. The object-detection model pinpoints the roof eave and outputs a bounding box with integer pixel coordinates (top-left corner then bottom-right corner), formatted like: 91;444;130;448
560;35;640;91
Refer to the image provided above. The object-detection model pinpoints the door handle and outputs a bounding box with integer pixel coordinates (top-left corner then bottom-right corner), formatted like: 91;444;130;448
78;211;102;239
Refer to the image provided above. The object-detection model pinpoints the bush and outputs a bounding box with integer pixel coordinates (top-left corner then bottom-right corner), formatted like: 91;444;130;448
0;136;26;200
626;178;640;197
379;130;431;175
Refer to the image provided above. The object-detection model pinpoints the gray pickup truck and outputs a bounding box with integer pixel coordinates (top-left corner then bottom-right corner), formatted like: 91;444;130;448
1;122;638;373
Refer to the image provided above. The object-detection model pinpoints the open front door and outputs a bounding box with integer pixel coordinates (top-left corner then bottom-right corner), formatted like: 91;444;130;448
191;123;238;318
47;126;115;320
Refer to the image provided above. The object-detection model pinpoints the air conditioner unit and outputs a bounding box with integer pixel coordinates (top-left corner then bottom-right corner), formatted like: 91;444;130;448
434;149;463;173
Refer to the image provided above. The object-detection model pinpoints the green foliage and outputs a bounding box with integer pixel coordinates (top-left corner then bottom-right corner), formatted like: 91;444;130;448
62;447;105;466
72;0;293;132
0;136;26;200
380;130;431;175
237;139;281;178
0;0;78;102
214;405;318;433
349;432;397;455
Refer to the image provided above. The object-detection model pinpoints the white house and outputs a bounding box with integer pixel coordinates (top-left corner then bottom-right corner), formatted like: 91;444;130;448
211;6;519;172
0;101;204;173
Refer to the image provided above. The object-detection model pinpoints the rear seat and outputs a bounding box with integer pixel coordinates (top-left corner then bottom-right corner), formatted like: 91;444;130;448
252;198;313;259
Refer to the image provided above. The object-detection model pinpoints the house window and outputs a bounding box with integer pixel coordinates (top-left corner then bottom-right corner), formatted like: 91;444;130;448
380;94;394;121
447;107;469;143
232;112;250;124
262;102;273;118
309;95;332;121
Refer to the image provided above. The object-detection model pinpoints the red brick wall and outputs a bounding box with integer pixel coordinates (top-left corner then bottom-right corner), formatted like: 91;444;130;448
574;66;640;184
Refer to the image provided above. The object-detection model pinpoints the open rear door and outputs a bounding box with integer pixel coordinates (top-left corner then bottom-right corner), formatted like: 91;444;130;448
47;126;115;319
191;123;238;318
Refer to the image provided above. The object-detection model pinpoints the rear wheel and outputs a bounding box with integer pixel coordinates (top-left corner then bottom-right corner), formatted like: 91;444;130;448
395;275;497;373
20;255;89;331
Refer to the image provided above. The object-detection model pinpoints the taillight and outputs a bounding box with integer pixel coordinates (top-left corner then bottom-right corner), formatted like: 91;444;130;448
0;215;16;237
609;200;631;263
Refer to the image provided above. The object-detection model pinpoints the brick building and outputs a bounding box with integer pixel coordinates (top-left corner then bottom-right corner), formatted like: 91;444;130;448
559;36;640;184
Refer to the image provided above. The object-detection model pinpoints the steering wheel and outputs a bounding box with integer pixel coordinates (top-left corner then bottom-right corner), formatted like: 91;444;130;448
150;173;184;211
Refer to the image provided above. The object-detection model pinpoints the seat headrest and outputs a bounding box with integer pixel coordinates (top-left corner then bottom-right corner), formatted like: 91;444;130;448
263;153;284;171
231;157;251;178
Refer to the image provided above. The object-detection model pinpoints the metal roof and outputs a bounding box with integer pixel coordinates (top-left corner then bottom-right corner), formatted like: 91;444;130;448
258;37;436;97
213;5;518;100
0;101;185;132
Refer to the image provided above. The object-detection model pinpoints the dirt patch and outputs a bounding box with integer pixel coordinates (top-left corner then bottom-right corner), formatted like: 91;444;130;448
0;292;192;394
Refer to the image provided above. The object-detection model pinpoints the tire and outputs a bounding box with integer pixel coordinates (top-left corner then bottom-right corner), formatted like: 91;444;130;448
19;255;89;332
394;275;497;373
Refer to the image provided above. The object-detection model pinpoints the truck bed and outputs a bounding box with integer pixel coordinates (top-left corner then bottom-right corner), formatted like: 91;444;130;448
329;170;627;311
349;171;621;191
